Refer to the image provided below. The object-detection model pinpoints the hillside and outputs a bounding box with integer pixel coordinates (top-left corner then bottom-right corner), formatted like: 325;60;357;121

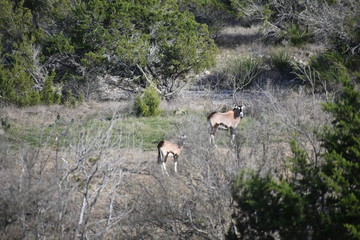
1;1;360;239
0;23;320;240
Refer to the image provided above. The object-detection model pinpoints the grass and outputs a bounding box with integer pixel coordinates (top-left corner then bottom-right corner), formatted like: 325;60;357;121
269;47;292;73
118;115;178;150
2;101;254;152
6;112;186;151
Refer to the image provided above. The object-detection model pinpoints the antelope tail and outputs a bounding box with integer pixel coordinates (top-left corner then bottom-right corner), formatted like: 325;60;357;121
157;140;165;164
207;112;216;121
207;119;214;134
157;147;162;164
207;112;216;133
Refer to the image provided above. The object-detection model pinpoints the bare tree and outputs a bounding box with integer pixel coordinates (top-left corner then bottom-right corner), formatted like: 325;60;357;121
0;113;135;240
300;0;360;53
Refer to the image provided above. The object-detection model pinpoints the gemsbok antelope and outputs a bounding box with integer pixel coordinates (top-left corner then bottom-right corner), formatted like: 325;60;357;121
207;105;245;146
157;135;186;176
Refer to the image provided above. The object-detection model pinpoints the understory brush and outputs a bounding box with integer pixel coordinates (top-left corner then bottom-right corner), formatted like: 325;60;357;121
0;88;331;239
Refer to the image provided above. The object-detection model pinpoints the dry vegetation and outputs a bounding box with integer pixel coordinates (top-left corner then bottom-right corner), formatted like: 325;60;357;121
0;25;332;240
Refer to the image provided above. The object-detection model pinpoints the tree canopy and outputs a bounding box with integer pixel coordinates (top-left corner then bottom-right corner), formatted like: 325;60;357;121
1;0;359;105
0;0;218;105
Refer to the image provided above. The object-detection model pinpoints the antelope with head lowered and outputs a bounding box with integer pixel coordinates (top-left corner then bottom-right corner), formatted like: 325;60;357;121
207;105;245;146
157;135;186;176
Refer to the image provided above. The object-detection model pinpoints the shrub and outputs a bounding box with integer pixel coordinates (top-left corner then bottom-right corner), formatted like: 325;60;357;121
53;91;61;104
309;51;344;81
29;90;41;105
269;47;292;73
282;23;313;46
41;71;62;105
219;56;262;91
44;31;74;55
294;51;348;92
62;89;77;108
41;75;55;105
133;86;161;117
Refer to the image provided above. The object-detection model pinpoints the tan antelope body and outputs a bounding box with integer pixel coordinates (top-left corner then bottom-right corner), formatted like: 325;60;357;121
207;105;244;145
157;137;185;175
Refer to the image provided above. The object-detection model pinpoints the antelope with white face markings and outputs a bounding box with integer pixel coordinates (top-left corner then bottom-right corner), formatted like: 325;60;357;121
207;105;244;146
157;135;185;176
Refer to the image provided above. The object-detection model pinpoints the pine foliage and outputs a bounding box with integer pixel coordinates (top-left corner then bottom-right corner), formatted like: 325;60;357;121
228;71;360;239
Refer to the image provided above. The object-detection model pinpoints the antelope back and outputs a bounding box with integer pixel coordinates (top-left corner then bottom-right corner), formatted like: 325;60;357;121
161;140;181;154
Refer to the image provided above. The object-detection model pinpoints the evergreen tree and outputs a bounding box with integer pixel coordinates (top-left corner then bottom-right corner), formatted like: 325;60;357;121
65;0;217;98
0;0;43;106
320;69;360;239
133;86;161;117
227;69;360;239
41;73;55;105
0;64;16;102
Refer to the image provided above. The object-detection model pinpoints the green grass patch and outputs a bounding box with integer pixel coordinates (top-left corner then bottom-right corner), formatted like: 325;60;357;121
6;114;184;151
118;116;177;150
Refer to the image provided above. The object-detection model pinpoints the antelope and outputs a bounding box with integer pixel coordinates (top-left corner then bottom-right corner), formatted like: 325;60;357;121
157;135;186;176
207;105;244;146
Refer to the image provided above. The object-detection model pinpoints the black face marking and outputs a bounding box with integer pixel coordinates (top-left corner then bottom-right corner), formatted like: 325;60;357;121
233;105;244;118
233;105;243;111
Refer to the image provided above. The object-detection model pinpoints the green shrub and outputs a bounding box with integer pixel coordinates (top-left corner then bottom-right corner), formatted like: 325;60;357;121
133;86;161;117
305;51;348;90
134;95;146;116
44;31;74;55
293;51;350;93
309;51;345;81
282;23;313;46
41;71;62;105
53;91;61;104
0;62;41;107
222;56;262;90
269;47;292;73
62;89;77;108
41;74;55;105
0;66;16;103
29;90;41;105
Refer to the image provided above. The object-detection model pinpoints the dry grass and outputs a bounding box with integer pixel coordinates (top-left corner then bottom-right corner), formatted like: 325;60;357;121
0;100;131;131
0;85;330;239
216;24;265;68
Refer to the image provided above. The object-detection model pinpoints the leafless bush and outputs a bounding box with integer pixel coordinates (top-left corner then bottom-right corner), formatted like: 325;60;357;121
300;0;360;53
252;0;360;52
212;56;263;95
113;87;330;239
0;88;331;239
234;86;331;178
103;113;239;240
114;87;332;239
0;116;135;240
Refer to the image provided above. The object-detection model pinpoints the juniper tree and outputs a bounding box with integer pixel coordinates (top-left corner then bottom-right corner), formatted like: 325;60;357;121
227;68;360;239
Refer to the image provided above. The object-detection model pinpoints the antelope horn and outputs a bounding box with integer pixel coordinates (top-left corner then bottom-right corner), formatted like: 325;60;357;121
233;92;240;106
